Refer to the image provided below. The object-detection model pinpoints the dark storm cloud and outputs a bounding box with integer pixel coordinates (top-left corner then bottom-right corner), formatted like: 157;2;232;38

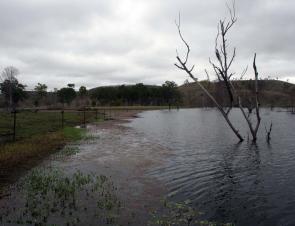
0;0;294;90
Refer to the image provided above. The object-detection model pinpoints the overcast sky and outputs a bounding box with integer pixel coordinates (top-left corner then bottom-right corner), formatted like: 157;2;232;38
0;0;294;90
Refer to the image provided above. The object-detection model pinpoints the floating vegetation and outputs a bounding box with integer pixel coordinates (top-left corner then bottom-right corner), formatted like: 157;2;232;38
149;200;234;226
79;133;100;145
53;146;80;159
0;168;121;226
0;170;234;226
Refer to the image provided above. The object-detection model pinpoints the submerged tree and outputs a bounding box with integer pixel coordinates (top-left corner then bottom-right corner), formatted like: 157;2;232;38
175;1;263;142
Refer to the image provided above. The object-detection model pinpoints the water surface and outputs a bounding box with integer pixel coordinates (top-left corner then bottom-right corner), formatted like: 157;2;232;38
129;108;295;226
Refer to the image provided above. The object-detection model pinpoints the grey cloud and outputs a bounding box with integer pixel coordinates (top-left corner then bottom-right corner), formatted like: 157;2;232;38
0;0;294;90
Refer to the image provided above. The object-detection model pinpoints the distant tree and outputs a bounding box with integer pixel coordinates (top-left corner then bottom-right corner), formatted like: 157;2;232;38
57;86;76;106
183;79;190;86
67;84;75;88
0;66;27;110
35;83;47;96
162;81;180;109
78;86;87;97
134;83;148;105
34;83;48;107
0;66;19;108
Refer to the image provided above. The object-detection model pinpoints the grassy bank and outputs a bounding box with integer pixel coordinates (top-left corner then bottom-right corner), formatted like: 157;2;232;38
0;110;99;183
0;127;85;176
91;106;172;110
0;111;97;140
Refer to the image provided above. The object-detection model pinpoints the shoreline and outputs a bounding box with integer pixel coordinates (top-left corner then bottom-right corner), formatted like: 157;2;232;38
0;109;170;225
0;109;143;191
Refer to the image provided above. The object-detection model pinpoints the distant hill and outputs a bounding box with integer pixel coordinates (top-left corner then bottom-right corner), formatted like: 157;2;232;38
1;80;294;109
179;80;295;107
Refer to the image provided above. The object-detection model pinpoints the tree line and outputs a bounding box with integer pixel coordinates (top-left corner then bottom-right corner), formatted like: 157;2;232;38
0;66;181;110
90;82;181;107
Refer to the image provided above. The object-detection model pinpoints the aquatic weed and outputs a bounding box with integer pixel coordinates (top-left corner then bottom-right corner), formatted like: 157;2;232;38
148;199;234;226
1;168;121;226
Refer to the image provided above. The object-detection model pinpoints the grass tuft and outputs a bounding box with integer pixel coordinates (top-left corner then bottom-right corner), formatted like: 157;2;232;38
63;127;86;141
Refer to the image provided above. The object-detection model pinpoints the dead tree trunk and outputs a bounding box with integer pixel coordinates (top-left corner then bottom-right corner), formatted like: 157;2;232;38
265;122;272;143
174;12;244;142
175;1;263;142
236;54;261;141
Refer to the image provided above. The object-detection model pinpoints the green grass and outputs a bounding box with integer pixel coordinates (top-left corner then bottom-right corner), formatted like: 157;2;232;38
0;110;100;140
0;127;88;183
63;127;86;141
0;110;101;185
91;106;172;110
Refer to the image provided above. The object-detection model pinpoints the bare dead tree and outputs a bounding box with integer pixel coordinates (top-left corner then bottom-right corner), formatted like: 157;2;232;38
174;13;244;142
211;3;262;142
175;1;264;142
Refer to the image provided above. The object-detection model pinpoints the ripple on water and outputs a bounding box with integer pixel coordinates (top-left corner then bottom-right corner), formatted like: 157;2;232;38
129;109;295;226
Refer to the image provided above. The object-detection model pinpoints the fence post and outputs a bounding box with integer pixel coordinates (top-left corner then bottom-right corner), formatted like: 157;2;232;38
12;110;16;141
83;108;86;126
103;109;106;120
61;110;64;128
95;109;98;120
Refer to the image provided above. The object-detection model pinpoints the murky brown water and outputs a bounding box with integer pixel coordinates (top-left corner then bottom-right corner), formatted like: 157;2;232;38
0;116;169;225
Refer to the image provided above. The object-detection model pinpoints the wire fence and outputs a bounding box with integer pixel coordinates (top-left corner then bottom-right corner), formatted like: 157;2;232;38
0;106;166;144
0;108;110;143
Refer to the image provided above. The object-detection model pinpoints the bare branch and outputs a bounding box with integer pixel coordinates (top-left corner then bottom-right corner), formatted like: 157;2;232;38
227;47;236;70
225;0;237;32
174;63;185;70
189;65;195;73
239;66;248;80
175;13;190;65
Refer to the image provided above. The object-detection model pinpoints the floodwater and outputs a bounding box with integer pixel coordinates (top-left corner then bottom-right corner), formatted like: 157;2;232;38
1;108;295;226
0;118;169;225
128;108;295;226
